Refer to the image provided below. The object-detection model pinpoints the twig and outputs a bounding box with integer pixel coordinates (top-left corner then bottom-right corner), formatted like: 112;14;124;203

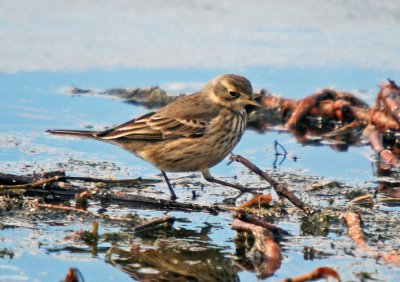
235;210;290;237
380;197;400;204
99;190;220;214
210;205;243;212
132;215;175;232
230;154;312;213
0;171;66;185
37;203;136;222
349;194;374;206
238;194;272;208
58;176;160;185
0;176;61;190
0;173;159;206
0;171;159;191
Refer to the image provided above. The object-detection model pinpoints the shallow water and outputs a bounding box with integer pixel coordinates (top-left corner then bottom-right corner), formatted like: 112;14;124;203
1;1;400;281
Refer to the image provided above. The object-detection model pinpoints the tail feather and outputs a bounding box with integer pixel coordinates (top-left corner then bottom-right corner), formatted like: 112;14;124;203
46;129;96;138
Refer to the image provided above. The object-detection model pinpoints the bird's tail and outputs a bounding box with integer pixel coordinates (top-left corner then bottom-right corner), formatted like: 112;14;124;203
46;129;96;138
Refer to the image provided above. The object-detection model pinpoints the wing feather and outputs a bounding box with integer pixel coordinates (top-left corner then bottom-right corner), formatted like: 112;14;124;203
95;92;220;140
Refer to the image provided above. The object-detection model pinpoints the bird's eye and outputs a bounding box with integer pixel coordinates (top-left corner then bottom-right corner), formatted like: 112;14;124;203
229;91;239;98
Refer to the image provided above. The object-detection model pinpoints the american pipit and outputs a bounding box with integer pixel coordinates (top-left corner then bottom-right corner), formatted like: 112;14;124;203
47;74;259;199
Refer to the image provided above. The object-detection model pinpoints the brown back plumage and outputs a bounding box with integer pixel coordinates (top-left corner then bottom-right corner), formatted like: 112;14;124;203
95;92;220;140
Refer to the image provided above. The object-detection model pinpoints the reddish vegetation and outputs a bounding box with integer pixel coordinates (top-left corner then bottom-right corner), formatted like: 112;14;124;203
259;79;400;171
282;266;341;282
238;193;272;208
343;212;400;265
232;215;282;278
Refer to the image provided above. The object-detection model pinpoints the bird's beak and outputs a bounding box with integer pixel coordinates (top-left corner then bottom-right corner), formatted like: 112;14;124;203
245;98;262;107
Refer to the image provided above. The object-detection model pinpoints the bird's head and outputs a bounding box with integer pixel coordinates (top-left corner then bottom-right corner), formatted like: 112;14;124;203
206;74;260;111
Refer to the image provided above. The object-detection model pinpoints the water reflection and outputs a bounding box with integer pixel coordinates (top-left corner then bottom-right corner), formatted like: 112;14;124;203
376;182;400;207
107;225;240;281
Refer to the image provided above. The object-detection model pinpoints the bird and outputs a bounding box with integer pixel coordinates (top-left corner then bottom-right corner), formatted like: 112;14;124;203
47;74;259;199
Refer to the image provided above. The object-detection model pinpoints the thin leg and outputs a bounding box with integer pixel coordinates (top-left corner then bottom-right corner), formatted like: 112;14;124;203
201;169;256;194
161;171;177;200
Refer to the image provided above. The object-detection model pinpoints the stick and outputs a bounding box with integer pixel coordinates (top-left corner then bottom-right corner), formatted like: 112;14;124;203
100;190;220;214
238;194;272;208
132;215;175;232
0;175;160;190
0;171;159;190
232;218;281;277
230;154;311;213
235;210;289;237
57;176;160;185
37;203;136;222
0;176;61;190
0;171;65;185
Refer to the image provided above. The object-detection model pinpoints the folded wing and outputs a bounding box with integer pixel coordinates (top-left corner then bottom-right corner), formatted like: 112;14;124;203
96;93;220;140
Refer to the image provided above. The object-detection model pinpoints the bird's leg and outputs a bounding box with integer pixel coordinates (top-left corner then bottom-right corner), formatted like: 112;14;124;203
161;171;177;200
201;169;256;194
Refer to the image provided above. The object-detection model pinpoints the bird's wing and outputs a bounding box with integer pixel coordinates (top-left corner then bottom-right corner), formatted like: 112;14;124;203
96;93;220;140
